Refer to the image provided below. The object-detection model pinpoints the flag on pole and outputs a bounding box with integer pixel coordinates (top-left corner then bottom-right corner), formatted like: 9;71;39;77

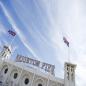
8;30;16;36
63;37;69;47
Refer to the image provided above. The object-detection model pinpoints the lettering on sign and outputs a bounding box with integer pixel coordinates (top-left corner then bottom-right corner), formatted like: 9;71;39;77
15;55;55;75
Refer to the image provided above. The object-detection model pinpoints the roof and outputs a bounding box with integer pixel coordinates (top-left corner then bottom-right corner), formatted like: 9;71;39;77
65;62;77;68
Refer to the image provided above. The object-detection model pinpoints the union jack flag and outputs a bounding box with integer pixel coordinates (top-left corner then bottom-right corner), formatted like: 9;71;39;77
63;37;69;47
8;30;16;36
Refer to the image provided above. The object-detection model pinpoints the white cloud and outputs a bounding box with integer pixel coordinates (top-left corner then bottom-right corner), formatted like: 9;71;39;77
38;0;86;86
0;0;86;86
0;1;41;60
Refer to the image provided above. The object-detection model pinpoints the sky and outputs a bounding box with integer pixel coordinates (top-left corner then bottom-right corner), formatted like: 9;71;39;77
0;0;86;86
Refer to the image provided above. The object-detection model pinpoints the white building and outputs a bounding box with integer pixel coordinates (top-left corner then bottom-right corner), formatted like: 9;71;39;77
0;46;76;86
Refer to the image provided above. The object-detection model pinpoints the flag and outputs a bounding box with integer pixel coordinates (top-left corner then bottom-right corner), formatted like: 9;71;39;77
8;30;16;36
63;37;69;47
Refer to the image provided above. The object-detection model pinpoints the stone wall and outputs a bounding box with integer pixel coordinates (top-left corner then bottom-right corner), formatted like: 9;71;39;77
0;61;64;86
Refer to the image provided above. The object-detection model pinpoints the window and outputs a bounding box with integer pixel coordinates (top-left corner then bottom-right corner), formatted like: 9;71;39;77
71;73;74;81
24;78;29;85
13;73;18;79
38;83;42;86
71;68;74;72
4;68;8;74
67;67;68;71
67;72;69;80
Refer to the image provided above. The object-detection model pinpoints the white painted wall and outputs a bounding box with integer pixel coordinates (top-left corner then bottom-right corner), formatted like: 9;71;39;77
0;61;64;86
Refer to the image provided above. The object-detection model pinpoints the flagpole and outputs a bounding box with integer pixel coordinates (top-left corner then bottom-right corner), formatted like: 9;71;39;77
8;29;16;48
7;36;16;57
7;30;16;60
9;36;16;47
68;46;70;62
63;37;70;63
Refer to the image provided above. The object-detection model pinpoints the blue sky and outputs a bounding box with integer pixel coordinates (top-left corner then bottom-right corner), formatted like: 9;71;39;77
0;0;86;86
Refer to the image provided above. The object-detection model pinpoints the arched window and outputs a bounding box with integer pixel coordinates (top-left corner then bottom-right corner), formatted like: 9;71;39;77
4;68;8;74
38;83;42;86
24;78;29;85
13;73;18;79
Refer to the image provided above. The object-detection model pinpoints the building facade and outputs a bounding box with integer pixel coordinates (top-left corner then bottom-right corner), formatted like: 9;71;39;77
0;46;76;86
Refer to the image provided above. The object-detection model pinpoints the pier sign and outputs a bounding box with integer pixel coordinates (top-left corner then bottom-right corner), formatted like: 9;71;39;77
15;55;55;75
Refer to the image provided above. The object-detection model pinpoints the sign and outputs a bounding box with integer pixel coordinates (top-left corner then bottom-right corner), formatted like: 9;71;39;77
15;55;55;75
